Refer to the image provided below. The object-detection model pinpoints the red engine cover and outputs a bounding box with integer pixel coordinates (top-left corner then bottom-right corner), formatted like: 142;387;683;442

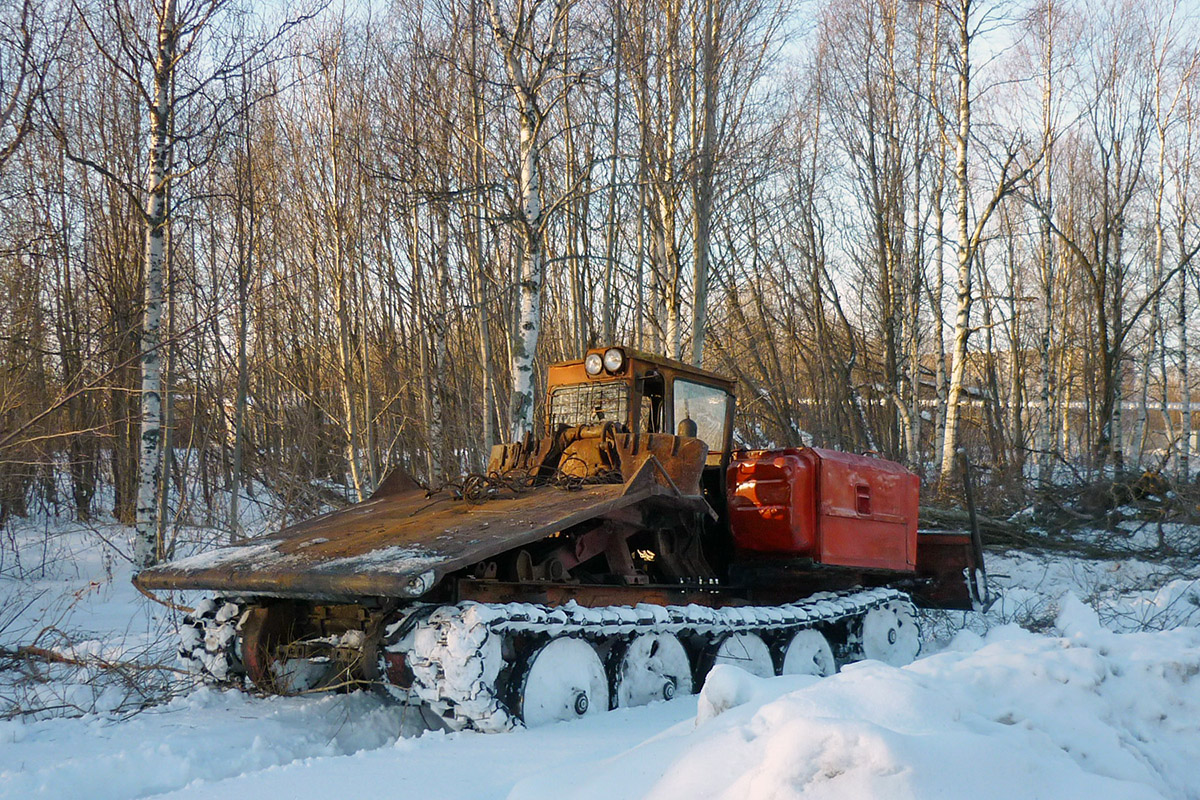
726;447;918;572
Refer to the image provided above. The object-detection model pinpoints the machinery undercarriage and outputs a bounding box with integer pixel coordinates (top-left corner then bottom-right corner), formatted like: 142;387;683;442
180;588;919;731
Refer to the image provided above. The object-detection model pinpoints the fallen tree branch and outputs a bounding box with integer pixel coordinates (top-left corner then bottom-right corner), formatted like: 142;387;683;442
133;581;193;614
0;644;188;675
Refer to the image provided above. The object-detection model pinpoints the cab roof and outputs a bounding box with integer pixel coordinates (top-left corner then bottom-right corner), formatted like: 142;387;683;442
551;346;737;391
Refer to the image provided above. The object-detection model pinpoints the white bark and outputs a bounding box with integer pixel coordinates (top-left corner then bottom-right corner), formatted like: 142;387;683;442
134;0;176;569
1037;0;1055;484
229;79;253;540
1138;132;1167;465
487;0;567;439
938;0;1032;478
602;0;621;345
508;107;545;439
928;2;949;474
938;0;973;479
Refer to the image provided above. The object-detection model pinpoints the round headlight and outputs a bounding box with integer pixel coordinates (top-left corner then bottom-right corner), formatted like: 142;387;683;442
584;353;604;375
603;348;625;373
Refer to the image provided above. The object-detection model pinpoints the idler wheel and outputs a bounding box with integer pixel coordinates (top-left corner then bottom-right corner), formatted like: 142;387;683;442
240;603;342;694
860;601;921;667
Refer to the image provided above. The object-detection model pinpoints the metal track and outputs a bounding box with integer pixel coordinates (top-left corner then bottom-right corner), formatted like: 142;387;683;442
402;587;912;733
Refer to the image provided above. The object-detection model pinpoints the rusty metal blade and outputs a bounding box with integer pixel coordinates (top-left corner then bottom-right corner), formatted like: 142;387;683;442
135;470;708;601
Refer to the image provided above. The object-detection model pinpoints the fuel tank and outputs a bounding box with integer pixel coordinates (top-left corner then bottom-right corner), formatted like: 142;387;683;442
726;447;919;572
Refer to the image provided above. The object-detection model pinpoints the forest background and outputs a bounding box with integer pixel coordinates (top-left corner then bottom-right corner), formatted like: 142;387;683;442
2;0;1198;566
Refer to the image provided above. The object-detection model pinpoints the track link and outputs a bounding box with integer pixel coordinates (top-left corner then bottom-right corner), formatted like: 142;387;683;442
178;597;246;683
402;587;914;733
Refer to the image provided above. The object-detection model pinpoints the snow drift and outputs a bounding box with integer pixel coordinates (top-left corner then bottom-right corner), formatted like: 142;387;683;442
513;598;1200;800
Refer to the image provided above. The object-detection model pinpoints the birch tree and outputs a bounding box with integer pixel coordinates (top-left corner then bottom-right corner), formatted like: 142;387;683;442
486;0;574;438
1171;70;1200;480
1134;1;1196;467
70;0;299;563
1032;0;1059;484
938;0;1037;480
132;0;180;568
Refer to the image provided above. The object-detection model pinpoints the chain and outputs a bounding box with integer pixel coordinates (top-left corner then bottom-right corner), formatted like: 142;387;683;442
459;471;537;504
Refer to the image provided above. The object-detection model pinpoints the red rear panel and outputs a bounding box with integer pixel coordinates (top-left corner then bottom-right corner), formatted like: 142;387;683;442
726;449;817;555
726;447;918;572
812;448;917;571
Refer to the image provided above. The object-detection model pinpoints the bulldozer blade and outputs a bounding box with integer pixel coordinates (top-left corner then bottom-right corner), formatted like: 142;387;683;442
135;456;710;602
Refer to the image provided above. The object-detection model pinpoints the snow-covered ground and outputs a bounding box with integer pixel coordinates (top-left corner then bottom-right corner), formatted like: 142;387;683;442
3;518;1200;799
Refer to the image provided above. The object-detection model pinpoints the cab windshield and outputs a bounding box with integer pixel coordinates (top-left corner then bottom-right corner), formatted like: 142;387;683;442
673;379;729;452
548;381;630;430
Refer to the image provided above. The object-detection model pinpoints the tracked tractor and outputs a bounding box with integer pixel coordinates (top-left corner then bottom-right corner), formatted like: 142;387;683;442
136;346;983;731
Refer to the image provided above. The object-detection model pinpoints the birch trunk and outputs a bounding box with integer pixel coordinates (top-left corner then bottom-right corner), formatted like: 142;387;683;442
508;108;544;439
656;0;682;360
562;55;587;355
1139;92;1170;466
939;0;973;479
1005;237;1025;475
1037;0;1055;484
335;267;365;501
658;190;681;360
935;0;1031;479
156;199;174;554
134;0;176;569
928;2;949;474
602;0;621;344
468;0;497;451
1176;73;1197;480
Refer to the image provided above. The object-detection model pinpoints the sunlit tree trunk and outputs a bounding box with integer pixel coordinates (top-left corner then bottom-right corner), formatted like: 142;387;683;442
938;0;974;480
134;0;177;568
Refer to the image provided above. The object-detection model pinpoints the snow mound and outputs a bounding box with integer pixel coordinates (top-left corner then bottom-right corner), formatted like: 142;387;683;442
695;664;763;724
1055;591;1105;638
523;623;1200;800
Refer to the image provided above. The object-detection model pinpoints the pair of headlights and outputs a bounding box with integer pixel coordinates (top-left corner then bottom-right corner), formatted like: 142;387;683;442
585;348;626;375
